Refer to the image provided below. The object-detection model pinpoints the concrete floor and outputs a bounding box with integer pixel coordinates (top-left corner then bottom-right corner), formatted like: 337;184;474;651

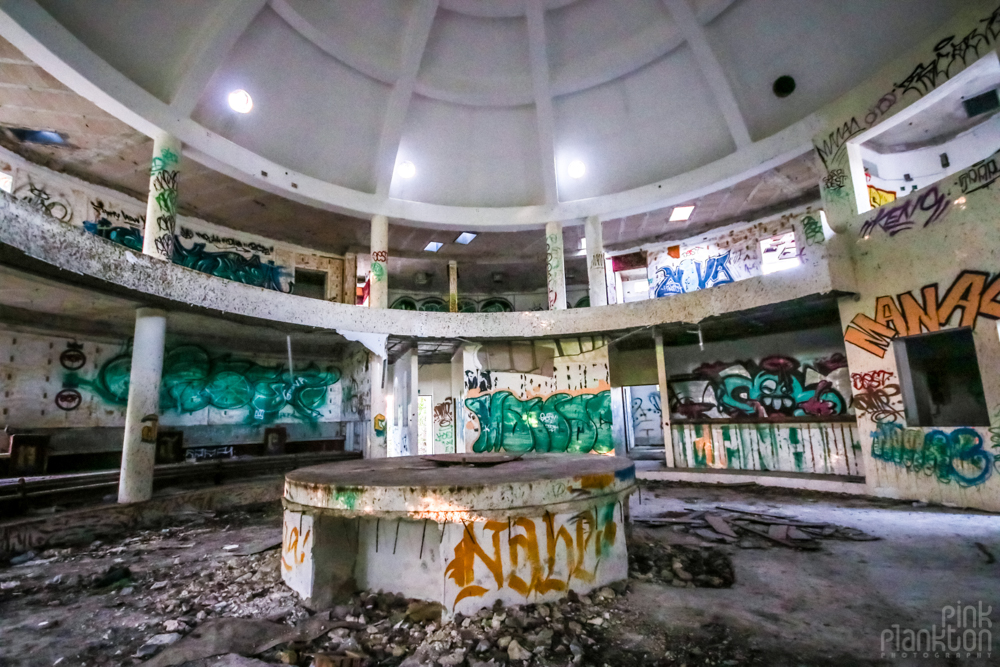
0;480;997;666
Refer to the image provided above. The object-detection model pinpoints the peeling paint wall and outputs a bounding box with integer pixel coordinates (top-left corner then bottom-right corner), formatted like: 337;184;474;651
817;0;1000;509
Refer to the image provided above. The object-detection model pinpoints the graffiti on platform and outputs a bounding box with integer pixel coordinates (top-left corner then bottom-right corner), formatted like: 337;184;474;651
653;251;735;297
444;502;619;609
149;146;179;259
173;239;289;292
870;424;994;487
844;269;1000;357
801;214;825;245
185;446;234;462
281;513;311;573
464;389;613;454
84;199;145;250
859;185;950;238
178;227;272;256
65;344;340;424
670;355;849;422
19;182;71;222
391;295;514;313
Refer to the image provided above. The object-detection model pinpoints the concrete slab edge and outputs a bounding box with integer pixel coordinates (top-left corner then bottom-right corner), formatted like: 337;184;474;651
636;470;868;496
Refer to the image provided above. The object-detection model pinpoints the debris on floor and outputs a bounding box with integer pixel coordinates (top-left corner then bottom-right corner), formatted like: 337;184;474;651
633;505;879;549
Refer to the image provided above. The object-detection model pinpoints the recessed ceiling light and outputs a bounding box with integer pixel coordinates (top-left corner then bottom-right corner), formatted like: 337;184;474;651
424;241;443;252
455;232;477;244
669;205;696;222
228;89;253;113
396;161;416;179
568;160;586;179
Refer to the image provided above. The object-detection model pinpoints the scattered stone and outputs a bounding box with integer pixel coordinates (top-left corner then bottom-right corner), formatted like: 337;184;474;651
9;551;36;565
135;632;182;658
507;638;532;661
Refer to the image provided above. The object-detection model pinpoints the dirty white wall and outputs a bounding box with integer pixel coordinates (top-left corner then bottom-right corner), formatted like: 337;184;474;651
417;363;455;454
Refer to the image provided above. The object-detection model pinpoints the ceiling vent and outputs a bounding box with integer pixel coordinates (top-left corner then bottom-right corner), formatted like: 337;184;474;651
962;89;1000;118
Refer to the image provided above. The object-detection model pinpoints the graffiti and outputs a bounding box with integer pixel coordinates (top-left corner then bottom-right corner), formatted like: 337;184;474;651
844;269;1000;356
154;234;174;258
851;383;904;424
281;514;311;573
959;154;1000;195
391;296;514;313
653;251;734;297
444;503;618;610
92;199;144;227
84;199;144;250
59;342;86;370
465;370;493;392
851;370;894;391
184;446;234;462
148;146;179;260
65;344;340;424
371;261;385;282
546;233;563;309
465;390;613;454
150;148;179;175
371;250;387;263
630;389;662;446
871;424;993;487
859;185;950;238
671;356;847;422
433;400;454;427
802;215;824;245
173;240;288;292
20;183;71;222
816;117;864;171
864;91;899;128
867;185;897;210
823;169;847;191
54;388;81;411
373;414;386;438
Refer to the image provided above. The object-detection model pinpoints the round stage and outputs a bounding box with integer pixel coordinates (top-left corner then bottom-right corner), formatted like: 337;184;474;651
281;453;636;614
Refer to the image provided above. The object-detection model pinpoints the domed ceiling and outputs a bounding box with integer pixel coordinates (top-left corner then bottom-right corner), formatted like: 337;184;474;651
0;0;966;228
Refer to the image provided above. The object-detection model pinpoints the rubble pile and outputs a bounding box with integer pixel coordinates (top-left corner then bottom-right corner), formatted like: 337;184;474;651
634;506;878;550
628;540;734;589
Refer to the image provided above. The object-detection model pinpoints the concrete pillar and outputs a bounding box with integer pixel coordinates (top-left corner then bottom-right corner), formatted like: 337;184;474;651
448;260;458;313
367;353;387;459
118;308;167;503
654;331;676;468
342;252;357;305
369;215;389;309
545;220;567;310
585;215;608;307
450;347;466;453
142;134;181;261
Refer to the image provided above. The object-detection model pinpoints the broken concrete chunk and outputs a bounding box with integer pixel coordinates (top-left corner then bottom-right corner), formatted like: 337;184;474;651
705;514;738;538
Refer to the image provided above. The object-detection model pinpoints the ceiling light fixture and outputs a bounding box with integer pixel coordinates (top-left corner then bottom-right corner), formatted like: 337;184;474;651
455;232;477;244
228;89;253;113
669;205;695;222
424;241;443;252
568;160;586;179
396;161;416;179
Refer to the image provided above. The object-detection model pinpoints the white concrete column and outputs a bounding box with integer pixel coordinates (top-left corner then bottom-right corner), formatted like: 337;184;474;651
545;220;567;310
408;350;419;455
118;308;167;503
448;260;458;313
369;215;389;309
367;353;387;459
585;215;608;307
142;134;181;261
654;331;676;468
342;252;357;305
450;346;466;453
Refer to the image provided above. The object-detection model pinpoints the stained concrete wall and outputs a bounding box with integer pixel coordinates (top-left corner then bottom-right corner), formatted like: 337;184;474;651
417;363;456;454
815;0;1000;509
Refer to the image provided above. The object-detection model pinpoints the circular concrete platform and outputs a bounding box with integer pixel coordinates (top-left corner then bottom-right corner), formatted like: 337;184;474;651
281;454;636;615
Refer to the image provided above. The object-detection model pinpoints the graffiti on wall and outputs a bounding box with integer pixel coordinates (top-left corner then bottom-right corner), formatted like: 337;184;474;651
871;423;994;487
819;4;1000;201
629;387;662;446
65;344;340;424
844;269;1000;357
83;199;145;250
391;296;514;313
19;182;71;222
179;227;273;256
958;152;1000;195
867;186;897;210
801;214;825;245
669;354;849;422
465;370;494;393
546;233;563;309
149;146;180;259
850;371;903;424
444;502;619;609
173;236;289;292
653;251;735;297
464;389;613;454
859;185;950;238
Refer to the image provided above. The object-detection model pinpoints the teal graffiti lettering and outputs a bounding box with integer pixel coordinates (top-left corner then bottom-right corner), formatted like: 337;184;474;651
870;424;993;486
464;390;613;454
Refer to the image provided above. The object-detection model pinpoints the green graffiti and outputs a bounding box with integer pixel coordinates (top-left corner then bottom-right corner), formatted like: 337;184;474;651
371;261;385;281
65;344;340;424
173;241;288;292
871;424;993;487
464;390;613;454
